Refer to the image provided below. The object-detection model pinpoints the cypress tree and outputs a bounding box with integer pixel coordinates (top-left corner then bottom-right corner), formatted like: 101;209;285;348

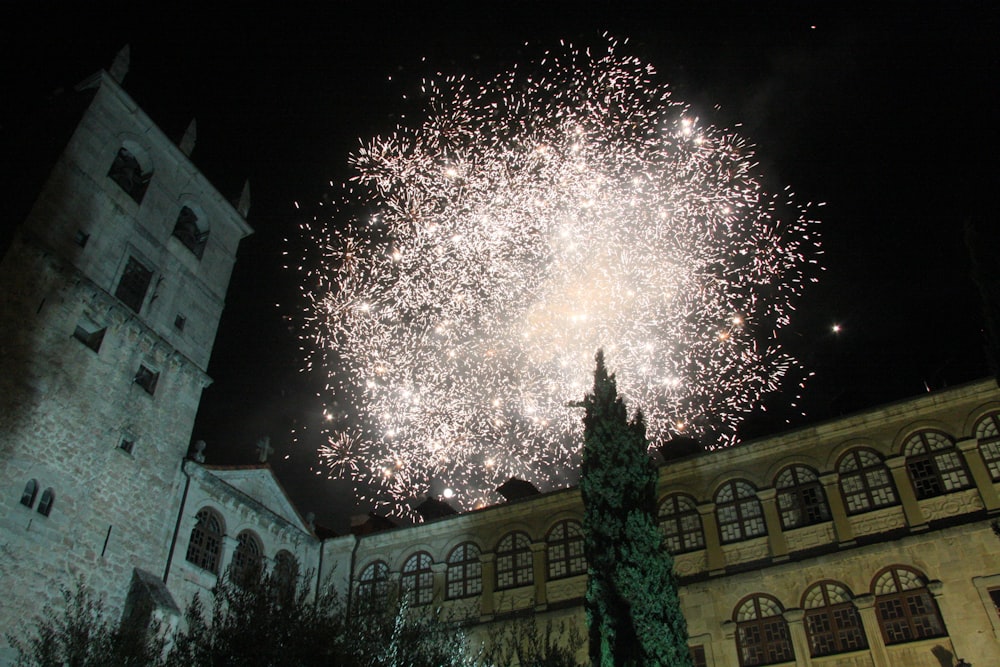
580;350;691;667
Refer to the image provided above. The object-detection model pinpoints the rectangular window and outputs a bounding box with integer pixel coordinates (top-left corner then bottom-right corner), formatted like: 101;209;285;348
174;314;186;331
115;256;153;313
73;324;106;353
989;588;1000;619
134;365;159;396
74;230;90;247
690;645;707;667
119;438;135;455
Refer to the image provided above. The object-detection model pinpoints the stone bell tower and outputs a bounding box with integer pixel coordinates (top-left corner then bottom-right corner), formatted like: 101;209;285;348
0;46;252;655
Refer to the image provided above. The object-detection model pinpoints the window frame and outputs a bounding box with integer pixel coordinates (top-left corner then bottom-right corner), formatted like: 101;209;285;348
872;566;947;645
775;465;831;530
974;412;1000;481
356;560;390;612
231;530;264;585
658;494;706;554
115;256;154;313
715;480;767;544
546;519;587;580
107;146;151;203
446;542;482;599
801;580;868;657
401;551;434;606
185;507;224;574
172;205;209;259
20;479;38;508
903;430;971;500
495;531;533;590
837;448;899;515
734;594;795;667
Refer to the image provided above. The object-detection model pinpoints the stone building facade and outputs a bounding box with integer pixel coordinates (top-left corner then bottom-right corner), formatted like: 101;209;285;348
321;378;1000;666
0;53;256;662
4;52;1000;667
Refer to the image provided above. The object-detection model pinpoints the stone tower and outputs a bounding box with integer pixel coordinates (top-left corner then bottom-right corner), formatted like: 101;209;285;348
0;49;252;653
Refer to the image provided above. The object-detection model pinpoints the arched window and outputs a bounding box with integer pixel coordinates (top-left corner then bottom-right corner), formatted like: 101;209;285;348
496;531;533;590
185;508;224;574
401;552;434;606
37;488;54;517
715;480;766;544
20;479;38;508
272;550;299;606
546;520;586;579
838;448;898;514
872;566;947;644
172;206;209;259
446;542;482;599
658;494;705;554
231;530;263;585
903;430;971;499
974;411;1000;481
734;594;794;667
775;466;830;529
356;561;389;612
802;581;868;657
107;145;152;203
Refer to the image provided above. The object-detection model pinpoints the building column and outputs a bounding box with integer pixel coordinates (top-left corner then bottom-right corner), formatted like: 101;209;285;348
819;472;855;545
782;608;812;667
696;503;726;574
957;438;1000;512
219;535;239;578
720;620;741;667
431;561;446;605
854;594;890;667
886;456;927;530
479;552;496;620
757;489;789;560
531;541;547;609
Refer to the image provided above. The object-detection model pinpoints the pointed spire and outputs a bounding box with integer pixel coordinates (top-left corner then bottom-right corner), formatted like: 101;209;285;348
235;180;251;218
110;45;130;84
179;118;197;156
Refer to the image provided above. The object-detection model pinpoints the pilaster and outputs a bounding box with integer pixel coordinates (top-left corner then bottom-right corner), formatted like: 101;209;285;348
479;552;496;619
696;502;726;573
819;473;855;545
854;594;889;667
431;561;446;605
886;456;927;530
531;541;547;609
757;488;789;560
781;608;812;667
957;438;1000;512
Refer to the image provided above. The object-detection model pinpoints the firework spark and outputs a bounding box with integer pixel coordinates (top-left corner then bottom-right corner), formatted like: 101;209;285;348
300;39;821;518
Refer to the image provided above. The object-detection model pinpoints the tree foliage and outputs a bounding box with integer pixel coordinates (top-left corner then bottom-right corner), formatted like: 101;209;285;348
7;569;480;667
480;614;584;667
580;350;691;667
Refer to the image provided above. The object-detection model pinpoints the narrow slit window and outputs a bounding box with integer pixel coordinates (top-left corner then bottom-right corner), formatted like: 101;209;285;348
20;479;38;508
174;314;186;331
37;488;54;517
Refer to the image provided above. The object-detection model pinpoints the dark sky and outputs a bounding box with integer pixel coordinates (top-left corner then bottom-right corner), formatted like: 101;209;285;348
3;2;995;532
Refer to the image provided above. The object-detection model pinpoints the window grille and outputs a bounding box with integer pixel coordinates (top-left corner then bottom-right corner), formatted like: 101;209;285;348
658;494;705;554
446;542;482;599
546;520;586;579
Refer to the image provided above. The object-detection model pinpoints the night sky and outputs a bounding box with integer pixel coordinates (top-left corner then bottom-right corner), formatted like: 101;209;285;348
3;3;995;532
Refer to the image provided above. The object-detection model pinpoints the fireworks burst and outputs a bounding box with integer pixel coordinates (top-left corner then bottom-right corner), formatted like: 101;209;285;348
299;39;821;518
